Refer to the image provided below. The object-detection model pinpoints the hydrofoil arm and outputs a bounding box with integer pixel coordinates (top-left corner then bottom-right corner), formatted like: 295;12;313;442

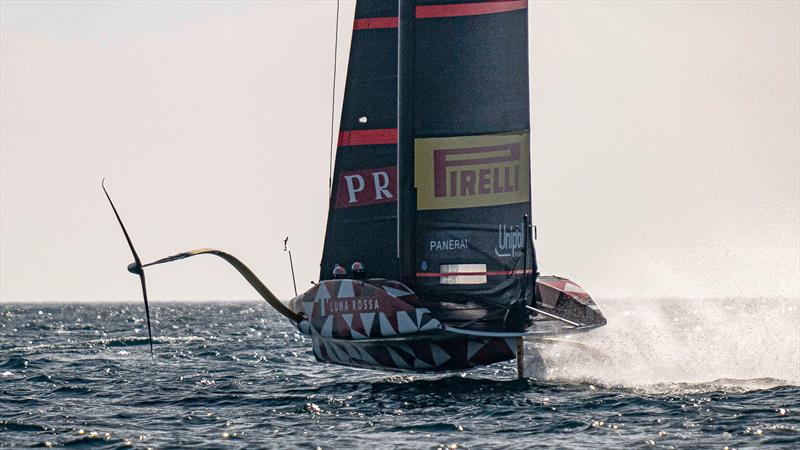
141;249;302;322
103;179;303;358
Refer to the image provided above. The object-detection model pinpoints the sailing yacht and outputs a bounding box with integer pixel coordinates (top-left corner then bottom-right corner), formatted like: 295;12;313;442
104;0;606;373
287;0;606;371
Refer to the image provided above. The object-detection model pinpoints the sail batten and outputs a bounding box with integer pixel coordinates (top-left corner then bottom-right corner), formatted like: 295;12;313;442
416;1;527;19
338;128;398;147
353;17;399;30
349;1;531;27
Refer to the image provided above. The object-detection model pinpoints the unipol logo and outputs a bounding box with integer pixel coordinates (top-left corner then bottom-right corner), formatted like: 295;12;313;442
415;132;530;210
495;224;524;258
335;166;397;208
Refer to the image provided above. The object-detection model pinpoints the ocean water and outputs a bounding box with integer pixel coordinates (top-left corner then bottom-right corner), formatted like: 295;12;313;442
1;299;798;449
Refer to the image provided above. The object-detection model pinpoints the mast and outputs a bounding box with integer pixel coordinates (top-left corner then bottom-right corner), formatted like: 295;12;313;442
397;0;416;285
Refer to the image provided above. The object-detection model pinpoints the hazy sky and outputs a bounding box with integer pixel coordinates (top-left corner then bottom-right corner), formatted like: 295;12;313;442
1;1;798;302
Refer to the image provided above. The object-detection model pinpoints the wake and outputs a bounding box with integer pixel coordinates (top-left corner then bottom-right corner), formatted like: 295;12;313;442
527;297;800;391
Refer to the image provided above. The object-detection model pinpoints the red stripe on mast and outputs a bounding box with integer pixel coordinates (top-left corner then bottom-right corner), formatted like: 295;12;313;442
353;17;398;30
338;128;398;147
416;1;527;19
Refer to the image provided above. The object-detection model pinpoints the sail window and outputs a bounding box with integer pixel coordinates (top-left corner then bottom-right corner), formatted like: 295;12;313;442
439;264;487;285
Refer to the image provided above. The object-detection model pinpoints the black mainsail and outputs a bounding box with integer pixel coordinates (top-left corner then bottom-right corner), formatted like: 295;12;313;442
320;1;400;281
402;0;536;331
322;0;535;331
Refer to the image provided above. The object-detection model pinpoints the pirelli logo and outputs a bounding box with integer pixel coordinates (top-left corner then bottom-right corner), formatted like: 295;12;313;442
415;131;530;210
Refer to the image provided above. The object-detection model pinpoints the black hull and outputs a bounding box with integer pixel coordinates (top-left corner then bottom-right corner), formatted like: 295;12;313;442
288;277;605;372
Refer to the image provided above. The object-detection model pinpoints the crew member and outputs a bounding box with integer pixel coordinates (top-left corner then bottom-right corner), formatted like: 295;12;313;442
351;261;366;280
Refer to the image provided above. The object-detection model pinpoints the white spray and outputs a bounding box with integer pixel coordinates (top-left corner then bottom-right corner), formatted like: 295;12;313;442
528;297;800;391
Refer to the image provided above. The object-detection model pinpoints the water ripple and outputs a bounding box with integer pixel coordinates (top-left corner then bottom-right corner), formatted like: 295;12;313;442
0;301;797;449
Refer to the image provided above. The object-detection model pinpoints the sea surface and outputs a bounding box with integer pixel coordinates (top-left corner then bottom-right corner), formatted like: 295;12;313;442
1;299;798;449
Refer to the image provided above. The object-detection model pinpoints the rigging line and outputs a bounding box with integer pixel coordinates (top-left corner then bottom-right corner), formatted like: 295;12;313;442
327;0;341;197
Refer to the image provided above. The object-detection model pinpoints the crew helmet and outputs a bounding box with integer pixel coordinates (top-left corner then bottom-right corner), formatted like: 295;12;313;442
332;264;347;278
351;261;366;275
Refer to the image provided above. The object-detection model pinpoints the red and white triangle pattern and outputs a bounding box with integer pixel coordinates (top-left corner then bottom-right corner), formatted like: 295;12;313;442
290;279;520;371
311;333;518;371
291;279;442;340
